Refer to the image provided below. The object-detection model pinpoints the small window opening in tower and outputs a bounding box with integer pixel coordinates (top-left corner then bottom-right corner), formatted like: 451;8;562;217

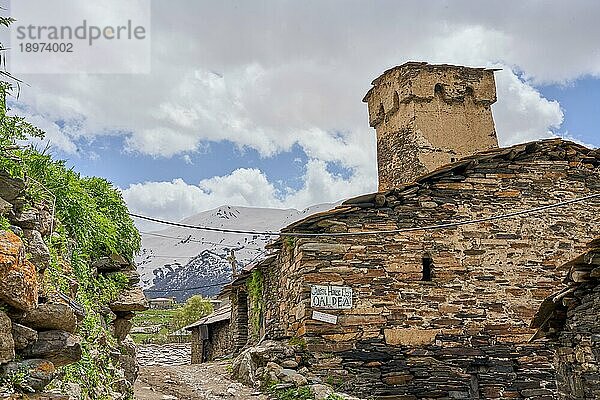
465;86;474;97
434;83;443;96
422;256;433;281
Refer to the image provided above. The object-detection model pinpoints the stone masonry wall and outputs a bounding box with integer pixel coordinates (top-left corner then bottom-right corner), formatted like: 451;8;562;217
205;320;232;362
363;62;499;190
268;140;600;398
554;283;600;399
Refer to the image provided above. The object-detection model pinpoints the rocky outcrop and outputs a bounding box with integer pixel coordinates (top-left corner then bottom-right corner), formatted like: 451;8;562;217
21;330;82;367
231;340;362;399
0;230;38;311
0;171;145;398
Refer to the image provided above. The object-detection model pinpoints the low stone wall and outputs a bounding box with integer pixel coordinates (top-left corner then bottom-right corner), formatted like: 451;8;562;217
137;343;191;366
307;334;556;399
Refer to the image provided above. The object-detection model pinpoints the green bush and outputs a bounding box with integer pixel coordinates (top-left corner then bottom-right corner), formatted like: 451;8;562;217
171;295;214;330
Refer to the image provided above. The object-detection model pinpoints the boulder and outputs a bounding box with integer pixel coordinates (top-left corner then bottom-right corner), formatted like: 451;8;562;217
92;256;129;273
232;340;300;387
281;359;299;369
12;322;38;350
311;384;334;400
22;229;51;271
0;230;38;311
10;207;52;235
109;286;148;313
21;330;82;367
112;317;133;343
2;359;56;392
10;209;40;230
0;311;15;363
280;368;308;387
0;171;25;202
20;302;78;333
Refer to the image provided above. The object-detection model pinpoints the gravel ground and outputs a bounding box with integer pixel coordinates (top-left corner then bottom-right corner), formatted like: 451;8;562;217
134;362;269;400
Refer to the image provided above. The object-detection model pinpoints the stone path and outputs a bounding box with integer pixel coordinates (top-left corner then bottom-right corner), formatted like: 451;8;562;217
137;343;191;366
134;362;269;400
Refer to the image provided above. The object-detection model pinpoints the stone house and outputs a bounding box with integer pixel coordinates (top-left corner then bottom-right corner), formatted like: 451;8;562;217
148;297;176;309
185;303;232;363
228;63;600;398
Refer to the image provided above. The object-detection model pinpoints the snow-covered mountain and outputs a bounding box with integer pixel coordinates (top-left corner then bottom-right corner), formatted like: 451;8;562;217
136;204;335;301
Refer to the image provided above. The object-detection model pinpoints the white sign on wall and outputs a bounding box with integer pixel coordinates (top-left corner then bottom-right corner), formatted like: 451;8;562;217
310;285;352;309
312;310;338;325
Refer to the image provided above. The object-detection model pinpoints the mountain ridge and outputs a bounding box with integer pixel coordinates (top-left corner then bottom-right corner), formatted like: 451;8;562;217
136;203;335;301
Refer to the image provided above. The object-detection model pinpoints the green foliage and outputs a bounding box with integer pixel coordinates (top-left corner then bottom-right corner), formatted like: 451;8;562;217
171;295;214;331
0;366;28;396
283;236;296;250
288;336;307;349
131;308;183;344
59;313;121;399
0;215;11;231
269;385;313;400
247;269;264;340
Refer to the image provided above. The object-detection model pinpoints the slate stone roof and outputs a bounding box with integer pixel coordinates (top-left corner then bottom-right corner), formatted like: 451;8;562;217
279;139;600;236
184;304;232;331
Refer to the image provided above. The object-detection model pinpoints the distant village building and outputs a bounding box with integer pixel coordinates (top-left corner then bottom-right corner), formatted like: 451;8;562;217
147;297;176;309
187;62;600;399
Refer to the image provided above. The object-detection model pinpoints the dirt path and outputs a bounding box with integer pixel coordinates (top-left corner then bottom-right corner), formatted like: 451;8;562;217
134;362;269;400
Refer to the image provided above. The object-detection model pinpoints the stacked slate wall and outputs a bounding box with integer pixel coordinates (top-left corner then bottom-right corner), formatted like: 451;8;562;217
266;141;600;398
554;282;600;399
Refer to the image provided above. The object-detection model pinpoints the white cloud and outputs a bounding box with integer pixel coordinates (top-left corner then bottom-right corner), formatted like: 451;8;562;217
123;160;375;223
5;0;600;218
493;69;564;146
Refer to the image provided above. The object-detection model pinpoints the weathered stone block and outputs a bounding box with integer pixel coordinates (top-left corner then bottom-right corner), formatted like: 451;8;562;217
2;359;56;392
109;286;149;313
21;330;82;367
20;302;78;333
12;322;38;350
384;328;439;346
0;230;38;311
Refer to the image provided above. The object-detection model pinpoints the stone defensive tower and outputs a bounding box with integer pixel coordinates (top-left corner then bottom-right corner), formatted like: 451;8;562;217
363;62;499;191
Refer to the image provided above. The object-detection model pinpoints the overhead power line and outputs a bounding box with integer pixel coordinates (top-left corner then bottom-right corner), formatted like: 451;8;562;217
129;193;600;238
144;280;230;293
139;231;264;250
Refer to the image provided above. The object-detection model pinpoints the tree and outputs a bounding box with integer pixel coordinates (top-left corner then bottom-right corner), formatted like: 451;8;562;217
171;295;214;331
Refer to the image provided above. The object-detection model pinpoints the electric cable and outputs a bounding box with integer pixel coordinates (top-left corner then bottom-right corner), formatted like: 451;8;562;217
129;193;600;237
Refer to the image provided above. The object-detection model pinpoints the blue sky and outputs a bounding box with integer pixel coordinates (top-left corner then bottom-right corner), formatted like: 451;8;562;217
4;0;600;222
538;80;600;148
